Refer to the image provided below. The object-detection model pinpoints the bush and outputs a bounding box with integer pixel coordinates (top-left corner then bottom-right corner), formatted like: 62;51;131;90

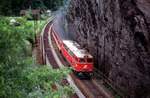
0;17;73;98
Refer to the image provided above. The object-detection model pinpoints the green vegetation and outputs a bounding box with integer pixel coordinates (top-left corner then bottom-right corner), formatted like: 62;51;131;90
43;0;65;10
0;0;65;16
8;16;47;45
0;17;73;98
0;0;72;97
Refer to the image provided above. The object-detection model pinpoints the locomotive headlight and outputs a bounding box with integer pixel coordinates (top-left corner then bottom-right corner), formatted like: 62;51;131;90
75;64;78;67
83;65;88;69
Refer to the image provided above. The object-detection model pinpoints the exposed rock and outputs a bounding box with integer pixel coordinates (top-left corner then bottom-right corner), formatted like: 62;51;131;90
66;0;150;97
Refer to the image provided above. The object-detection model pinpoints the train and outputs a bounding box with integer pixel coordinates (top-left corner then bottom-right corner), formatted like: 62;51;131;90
50;25;94;76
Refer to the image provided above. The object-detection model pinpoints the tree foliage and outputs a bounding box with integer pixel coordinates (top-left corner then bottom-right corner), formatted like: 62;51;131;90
42;0;64;10
0;0;65;15
0;0;24;15
0;17;73;98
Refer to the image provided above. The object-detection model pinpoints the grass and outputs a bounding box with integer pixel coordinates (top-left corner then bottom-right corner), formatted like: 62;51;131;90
26;20;47;34
7;16;47;34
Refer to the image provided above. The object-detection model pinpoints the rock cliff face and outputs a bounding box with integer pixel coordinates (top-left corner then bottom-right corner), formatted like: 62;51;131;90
66;0;150;97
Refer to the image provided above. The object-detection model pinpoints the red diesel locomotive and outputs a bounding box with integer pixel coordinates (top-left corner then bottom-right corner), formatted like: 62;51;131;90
51;26;94;75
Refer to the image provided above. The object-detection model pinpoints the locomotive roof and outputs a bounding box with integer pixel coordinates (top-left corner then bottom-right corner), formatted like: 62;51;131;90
63;40;93;58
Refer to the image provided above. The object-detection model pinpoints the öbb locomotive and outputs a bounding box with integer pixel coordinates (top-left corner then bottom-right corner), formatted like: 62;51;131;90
51;26;94;76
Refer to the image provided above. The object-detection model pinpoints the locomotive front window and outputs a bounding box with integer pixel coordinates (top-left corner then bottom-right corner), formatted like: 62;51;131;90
80;58;85;63
87;58;93;63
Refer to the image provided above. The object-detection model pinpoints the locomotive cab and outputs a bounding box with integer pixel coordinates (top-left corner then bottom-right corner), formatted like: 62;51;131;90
78;56;93;64
62;40;94;76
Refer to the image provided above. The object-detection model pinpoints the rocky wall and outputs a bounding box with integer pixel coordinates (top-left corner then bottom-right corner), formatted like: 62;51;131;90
66;0;150;97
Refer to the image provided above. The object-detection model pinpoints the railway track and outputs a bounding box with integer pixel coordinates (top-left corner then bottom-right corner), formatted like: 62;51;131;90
93;69;126;98
40;18;119;98
40;19;81;98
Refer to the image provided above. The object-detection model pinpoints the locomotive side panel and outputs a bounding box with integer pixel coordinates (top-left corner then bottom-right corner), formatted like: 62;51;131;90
61;45;76;70
51;30;76;69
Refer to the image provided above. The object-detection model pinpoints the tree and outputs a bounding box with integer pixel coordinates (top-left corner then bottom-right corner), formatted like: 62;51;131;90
0;0;66;15
0;17;73;98
43;0;64;10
